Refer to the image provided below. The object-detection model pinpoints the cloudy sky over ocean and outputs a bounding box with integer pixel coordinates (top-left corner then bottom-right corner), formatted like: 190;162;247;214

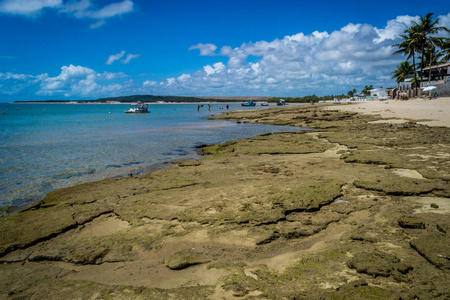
0;0;449;101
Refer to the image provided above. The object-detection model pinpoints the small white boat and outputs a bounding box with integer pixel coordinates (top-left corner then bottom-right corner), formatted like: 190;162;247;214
125;102;150;113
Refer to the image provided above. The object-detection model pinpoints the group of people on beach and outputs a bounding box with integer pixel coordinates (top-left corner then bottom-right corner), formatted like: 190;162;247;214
197;104;229;111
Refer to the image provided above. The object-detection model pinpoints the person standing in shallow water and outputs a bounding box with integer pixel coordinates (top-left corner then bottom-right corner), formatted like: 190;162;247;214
197;105;200;111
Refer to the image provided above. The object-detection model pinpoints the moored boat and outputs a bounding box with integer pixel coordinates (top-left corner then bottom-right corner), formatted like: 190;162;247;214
125;102;150;113
241;100;256;106
277;99;286;106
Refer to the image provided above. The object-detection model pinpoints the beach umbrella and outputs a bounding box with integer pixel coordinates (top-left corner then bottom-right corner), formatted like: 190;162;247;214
422;86;436;91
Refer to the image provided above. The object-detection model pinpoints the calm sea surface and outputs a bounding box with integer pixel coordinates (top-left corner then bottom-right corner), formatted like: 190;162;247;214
0;103;301;210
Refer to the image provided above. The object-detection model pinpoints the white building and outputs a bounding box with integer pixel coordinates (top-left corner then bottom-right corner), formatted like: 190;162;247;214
370;88;388;100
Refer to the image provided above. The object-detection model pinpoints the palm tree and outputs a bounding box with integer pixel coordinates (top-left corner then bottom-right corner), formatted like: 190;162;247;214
392;27;420;94
392;61;414;84
411;13;449;82
423;45;442;66
439;38;450;62
361;85;373;95
347;88;357;97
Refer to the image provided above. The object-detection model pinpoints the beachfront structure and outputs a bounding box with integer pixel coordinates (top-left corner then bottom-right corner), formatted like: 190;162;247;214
398;74;420;92
418;62;450;97
370;88;388;100
395;63;450;98
417;62;450;82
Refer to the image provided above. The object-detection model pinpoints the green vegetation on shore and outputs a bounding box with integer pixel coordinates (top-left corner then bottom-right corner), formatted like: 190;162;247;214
96;95;235;103
14;95;232;104
267;95;333;103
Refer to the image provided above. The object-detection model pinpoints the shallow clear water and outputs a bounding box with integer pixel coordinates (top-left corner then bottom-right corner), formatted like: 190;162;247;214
0;103;301;209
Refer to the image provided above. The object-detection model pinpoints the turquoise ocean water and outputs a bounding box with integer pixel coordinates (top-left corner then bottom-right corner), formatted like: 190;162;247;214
0;103;301;210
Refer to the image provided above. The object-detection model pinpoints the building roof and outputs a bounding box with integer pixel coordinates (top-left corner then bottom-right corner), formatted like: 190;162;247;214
422;62;450;71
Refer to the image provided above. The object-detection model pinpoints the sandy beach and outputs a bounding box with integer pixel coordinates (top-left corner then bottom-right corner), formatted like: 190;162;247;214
0;99;449;299
325;97;450;127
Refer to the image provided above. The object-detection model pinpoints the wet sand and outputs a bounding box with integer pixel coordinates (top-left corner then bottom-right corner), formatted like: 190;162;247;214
0;99;449;299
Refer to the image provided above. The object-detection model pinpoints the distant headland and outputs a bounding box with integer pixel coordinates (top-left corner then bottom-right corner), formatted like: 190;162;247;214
14;94;336;104
14;95;270;104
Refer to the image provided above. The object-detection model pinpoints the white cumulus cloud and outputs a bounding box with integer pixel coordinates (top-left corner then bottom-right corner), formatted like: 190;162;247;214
40;64;97;94
0;0;134;28
0;0;61;16
35;64;128;97
121;53;140;64
188;43;218;56
106;50;126;65
142;80;157;87
203;62;226;76
161;14;426;96
177;74;191;82
106;51;140;65
85;0;133;19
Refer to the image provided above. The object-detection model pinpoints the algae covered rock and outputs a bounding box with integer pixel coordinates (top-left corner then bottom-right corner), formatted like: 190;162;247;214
410;233;450;270
336;279;368;290
175;160;202;167
0;208;76;257
202;132;333;156
272;179;345;213
348;251;413;278
353;177;444;196
331;281;395;299
165;250;209;270
398;216;426;229
28;243;109;265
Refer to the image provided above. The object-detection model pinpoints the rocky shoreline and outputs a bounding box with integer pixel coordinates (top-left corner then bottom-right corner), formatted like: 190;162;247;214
1;103;449;299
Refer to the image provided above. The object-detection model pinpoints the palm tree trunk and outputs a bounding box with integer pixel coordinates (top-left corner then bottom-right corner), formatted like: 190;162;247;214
420;40;425;83
413;52;417;97
420;53;424;82
428;51;433;82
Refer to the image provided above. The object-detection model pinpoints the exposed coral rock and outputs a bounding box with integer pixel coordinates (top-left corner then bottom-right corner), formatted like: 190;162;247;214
398;216;426;229
348;251;413;278
410;233;450;270
165;250;209;270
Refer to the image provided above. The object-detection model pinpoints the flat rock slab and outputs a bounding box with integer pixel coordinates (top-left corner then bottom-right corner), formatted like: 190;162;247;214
348;251;413;278
165;250;209;270
398;216;426;229
410;233;450;270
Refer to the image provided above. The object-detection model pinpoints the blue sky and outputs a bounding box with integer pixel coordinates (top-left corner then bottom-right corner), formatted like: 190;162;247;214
0;0;449;101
